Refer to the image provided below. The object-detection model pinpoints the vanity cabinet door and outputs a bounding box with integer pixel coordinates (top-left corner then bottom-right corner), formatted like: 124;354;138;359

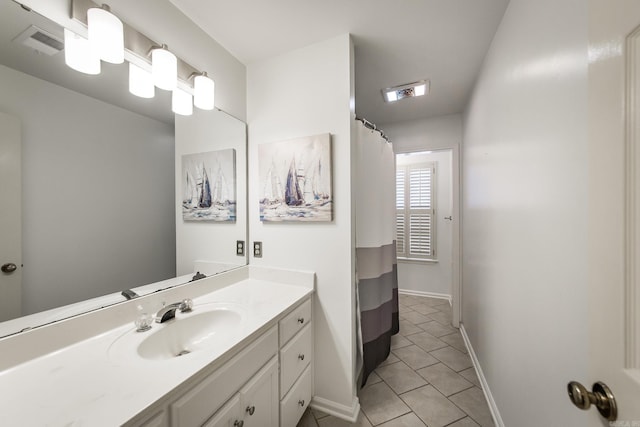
170;327;277;427
203;394;243;427
240;356;279;427
140;410;168;427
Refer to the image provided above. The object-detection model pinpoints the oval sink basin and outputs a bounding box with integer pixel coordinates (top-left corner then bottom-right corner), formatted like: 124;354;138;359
138;308;243;360
109;304;245;362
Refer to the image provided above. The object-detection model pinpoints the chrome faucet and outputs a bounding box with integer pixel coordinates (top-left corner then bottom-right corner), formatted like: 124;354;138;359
155;299;193;323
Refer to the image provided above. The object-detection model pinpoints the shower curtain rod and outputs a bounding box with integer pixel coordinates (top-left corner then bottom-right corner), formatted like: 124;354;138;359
355;116;390;143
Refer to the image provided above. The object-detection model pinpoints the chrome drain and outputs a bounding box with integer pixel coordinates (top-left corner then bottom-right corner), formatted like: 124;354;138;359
176;349;191;357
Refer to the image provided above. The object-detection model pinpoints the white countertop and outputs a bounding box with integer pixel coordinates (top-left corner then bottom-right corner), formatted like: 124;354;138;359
0;274;195;339
0;269;313;426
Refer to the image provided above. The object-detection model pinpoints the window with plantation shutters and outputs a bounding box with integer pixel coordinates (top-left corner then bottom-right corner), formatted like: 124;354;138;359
396;162;435;260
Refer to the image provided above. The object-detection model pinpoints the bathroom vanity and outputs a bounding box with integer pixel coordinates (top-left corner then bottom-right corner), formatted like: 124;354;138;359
0;266;314;426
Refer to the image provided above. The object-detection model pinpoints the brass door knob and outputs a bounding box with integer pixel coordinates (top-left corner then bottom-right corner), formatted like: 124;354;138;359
567;381;617;421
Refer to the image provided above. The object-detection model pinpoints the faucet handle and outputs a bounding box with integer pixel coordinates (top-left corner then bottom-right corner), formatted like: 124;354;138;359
135;312;153;332
180;298;194;312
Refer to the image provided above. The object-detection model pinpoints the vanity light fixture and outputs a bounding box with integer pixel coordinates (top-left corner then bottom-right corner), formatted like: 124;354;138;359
151;44;177;91
172;87;193;116
87;4;124;64
128;62;155;98
63;28;101;75
382;80;430;103
193;72;215;110
67;0;216;117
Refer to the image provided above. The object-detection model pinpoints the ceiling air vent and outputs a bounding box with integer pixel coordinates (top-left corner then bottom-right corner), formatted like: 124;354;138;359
12;25;63;56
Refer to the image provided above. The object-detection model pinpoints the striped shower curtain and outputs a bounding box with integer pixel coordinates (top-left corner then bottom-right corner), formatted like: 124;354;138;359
354;119;399;387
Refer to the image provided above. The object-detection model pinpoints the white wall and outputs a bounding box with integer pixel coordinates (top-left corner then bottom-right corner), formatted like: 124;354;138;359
175;110;247;275
247;34;358;417
462;0;588;425
383;114;462;153
396;150;453;297
0;64;175;315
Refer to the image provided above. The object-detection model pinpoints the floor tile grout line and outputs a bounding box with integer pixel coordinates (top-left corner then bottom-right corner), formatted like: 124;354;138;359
399;296;484;426
445;388;487;427
369;373;418;426
440;413;470;427
353;294;491;427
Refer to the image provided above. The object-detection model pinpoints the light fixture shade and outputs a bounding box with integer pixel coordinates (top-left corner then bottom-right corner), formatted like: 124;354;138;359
87;6;124;64
414;84;427;97
129;63;155;98
172;88;193;116
385;91;398;102
382;80;430;103
152;46;177;91
64;29;101;75
194;73;215;110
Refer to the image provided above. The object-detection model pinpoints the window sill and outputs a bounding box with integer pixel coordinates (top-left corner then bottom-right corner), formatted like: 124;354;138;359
397;257;438;265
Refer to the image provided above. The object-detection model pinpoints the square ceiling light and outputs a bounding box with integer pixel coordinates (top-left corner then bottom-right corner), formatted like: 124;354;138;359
382;80;430;103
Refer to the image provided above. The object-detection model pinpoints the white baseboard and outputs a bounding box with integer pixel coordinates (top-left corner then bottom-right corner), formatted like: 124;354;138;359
459;323;504;427
398;289;452;304
310;395;360;423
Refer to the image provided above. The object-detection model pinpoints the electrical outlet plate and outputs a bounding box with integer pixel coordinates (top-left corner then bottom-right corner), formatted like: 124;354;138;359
253;241;262;258
236;240;245;256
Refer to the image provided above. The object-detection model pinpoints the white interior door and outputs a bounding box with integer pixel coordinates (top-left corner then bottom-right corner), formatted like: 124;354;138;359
0;112;22;321
583;1;640;424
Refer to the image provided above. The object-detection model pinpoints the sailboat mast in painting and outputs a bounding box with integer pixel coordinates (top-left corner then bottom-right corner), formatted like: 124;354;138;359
182;149;236;221
259;133;332;222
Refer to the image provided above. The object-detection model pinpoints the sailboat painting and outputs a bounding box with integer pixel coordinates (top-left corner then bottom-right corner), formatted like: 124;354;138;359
182;149;236;221
259;133;332;222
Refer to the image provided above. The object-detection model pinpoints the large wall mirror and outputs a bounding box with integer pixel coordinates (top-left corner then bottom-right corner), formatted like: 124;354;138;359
0;0;247;338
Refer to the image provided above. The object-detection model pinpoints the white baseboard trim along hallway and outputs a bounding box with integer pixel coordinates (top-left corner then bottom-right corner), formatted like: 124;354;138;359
310;396;361;422
459;323;505;427
398;289;452;304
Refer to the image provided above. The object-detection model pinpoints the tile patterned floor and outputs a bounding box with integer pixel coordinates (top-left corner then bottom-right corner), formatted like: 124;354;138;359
297;294;495;427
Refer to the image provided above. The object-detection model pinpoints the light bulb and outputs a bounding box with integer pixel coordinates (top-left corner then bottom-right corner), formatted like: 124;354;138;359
414;84;427;97
129;63;155;98
87;5;124;64
64;29;100;75
172;88;193;116
194;73;215;110
152;45;177;91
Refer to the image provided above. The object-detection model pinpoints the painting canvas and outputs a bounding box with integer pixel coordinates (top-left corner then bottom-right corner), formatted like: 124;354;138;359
259;133;332;222
182;149;236;222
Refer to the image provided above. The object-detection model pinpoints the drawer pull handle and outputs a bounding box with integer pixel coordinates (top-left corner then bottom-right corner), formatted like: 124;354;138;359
234;421;244;427
246;405;255;416
298;317;305;324
298;399;305;407
298;354;305;361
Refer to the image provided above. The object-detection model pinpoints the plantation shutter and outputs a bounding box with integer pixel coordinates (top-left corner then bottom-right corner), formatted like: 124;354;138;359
396;162;435;260
396;167;406;256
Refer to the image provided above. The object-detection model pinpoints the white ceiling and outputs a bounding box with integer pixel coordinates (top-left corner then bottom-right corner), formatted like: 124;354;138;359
168;0;510;126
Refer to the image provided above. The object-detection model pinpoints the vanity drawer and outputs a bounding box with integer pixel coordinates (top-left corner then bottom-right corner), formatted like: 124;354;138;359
280;365;311;427
279;298;311;347
279;323;311;398
170;326;277;427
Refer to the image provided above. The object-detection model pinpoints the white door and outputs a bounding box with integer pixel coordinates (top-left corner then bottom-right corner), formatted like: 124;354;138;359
580;1;640;424
0;112;22;322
